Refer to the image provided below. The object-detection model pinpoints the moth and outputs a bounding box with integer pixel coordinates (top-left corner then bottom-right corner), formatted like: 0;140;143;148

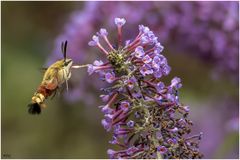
28;41;73;114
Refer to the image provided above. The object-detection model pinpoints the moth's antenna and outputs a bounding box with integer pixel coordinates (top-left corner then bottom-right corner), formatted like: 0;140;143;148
61;41;68;63
61;41;69;92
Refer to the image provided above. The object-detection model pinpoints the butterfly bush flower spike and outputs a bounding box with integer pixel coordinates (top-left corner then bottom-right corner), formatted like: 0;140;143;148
88;17;203;159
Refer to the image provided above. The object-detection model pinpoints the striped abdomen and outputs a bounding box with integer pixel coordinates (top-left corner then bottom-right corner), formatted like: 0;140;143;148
28;85;54;114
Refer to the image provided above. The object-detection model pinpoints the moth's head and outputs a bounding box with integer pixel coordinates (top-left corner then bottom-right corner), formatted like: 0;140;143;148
62;58;73;69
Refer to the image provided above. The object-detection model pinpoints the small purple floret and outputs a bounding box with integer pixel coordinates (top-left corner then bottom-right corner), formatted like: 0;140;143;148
155;82;165;93
115;18;126;27
171;77;182;89
107;149;117;158
120;101;130;111
142;55;152;64
140;64;153;76
99;28;108;36
126;77;137;90
182;105;190;112
105;72;115;83
100;94;110;102
152;56;161;69
101;119;111;132
157;146;168;154
87;64;95;75
134;46;145;58
88;35;99;46
127;120;135;128
154;42;164;53
93;60;104;66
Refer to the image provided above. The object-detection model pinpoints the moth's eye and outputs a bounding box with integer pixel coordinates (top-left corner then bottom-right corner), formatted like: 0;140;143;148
64;60;71;66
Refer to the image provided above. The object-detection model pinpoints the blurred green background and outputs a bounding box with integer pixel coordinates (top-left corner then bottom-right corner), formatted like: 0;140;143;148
1;1;239;159
2;2;108;158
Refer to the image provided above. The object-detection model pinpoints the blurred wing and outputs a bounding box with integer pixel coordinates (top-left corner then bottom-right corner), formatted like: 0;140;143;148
42;67;60;90
39;67;48;74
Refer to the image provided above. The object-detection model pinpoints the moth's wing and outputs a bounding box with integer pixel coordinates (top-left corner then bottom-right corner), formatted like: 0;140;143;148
39;67;48;74
45;78;58;90
50;89;58;100
43;67;59;90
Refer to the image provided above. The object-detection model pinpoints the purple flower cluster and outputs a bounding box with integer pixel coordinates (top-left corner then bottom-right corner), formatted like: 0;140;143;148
88;18;203;159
